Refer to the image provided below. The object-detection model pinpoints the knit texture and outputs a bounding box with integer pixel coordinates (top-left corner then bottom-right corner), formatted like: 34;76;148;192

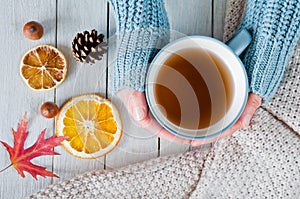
29;109;300;198
190;108;300;198
29;148;211;198
109;0;170;92
264;42;300;134
30;1;300;198
238;0;300;103
224;0;300;134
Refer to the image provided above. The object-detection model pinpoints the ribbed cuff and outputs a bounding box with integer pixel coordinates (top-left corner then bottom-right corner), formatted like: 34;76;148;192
112;28;170;92
108;0;170;92
243;34;299;104
239;0;300;104
108;0;169;32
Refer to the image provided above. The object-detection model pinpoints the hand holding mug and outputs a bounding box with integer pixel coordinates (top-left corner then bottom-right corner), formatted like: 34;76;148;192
117;90;261;146
118;29;261;145
117;89;191;144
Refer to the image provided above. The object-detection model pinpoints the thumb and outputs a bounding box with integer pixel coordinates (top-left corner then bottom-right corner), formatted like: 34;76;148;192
117;89;148;121
240;93;262;128
129;91;148;121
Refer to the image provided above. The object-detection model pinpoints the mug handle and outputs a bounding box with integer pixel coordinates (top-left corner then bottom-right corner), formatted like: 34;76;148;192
226;29;252;56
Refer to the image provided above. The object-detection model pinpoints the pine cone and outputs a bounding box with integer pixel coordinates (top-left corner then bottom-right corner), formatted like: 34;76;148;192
72;29;107;64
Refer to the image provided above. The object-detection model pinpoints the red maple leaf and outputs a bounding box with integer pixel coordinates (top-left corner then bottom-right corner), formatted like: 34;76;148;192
0;114;67;179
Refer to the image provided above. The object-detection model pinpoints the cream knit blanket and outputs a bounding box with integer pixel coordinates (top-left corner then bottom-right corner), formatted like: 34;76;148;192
30;0;300;198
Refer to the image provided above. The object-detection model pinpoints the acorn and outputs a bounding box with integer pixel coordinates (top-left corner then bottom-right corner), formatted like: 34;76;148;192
40;102;59;119
23;21;44;40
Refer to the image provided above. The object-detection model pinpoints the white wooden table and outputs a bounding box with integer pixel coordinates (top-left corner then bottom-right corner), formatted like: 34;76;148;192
0;0;226;198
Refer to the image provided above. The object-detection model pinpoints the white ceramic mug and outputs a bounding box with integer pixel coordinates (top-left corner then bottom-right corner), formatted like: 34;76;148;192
145;29;251;140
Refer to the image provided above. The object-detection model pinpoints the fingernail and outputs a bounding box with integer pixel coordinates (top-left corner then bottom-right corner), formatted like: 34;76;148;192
133;107;146;121
242;114;251;128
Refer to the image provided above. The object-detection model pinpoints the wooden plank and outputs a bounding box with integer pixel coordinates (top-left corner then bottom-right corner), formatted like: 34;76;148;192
160;0;213;156
165;0;212;40
105;4;158;169
53;0;108;181
0;0;56;198
213;0;227;40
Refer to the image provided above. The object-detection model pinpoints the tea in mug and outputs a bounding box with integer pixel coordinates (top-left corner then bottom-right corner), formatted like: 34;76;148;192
154;48;233;129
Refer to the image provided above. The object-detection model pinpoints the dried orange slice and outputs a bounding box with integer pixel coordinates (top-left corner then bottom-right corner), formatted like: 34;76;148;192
56;94;122;159
20;45;67;91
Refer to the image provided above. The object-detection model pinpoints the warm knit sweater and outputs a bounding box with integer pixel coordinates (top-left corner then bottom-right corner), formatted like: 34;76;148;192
239;0;300;103
109;0;169;92
30;0;300;198
111;0;300;104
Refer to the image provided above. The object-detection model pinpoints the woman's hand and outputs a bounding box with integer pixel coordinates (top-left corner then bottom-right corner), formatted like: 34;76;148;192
191;93;262;146
117;89;191;144
118;89;262;146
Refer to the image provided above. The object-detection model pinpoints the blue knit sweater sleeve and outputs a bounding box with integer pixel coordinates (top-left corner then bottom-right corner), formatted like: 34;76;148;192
108;0;170;92
239;0;300;103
